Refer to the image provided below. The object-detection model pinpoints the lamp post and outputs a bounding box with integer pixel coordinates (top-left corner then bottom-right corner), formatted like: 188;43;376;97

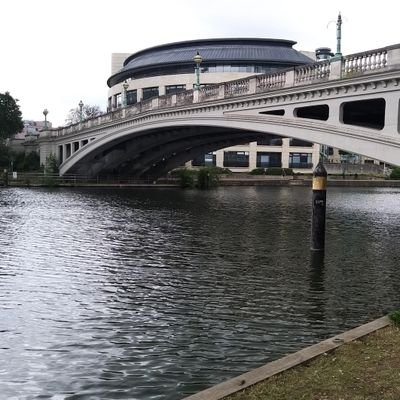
43;108;49;129
78;100;84;122
335;12;342;57
122;81;129;107
193;51;203;90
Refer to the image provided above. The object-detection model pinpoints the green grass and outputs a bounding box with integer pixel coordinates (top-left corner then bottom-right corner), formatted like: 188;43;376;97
225;325;400;400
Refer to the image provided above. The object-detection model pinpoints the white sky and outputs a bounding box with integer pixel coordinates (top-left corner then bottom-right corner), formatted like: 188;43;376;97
1;0;399;127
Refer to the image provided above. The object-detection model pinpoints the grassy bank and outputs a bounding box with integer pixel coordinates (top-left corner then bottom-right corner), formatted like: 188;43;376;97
225;325;400;400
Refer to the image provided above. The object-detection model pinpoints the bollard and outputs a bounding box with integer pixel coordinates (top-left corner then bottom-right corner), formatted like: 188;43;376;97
311;161;327;251
2;169;8;187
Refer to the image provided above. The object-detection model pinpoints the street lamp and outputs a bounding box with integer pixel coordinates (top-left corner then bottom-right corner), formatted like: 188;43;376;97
43;108;49;129
335;12;343;57
78;100;84;122
122;80;129;107
193;51;203;90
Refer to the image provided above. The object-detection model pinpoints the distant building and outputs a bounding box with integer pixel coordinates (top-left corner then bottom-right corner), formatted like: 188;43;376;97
10;120;51;153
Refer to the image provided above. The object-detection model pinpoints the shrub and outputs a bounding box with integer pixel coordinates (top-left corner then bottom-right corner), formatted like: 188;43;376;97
266;167;284;175
389;167;400;180
250;168;265;175
210;166;232;175
389;310;400;326
176;168;195;188
196;167;219;189
283;168;293;176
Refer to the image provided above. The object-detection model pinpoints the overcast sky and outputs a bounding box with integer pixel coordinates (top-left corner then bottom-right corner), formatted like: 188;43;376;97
1;0;399;127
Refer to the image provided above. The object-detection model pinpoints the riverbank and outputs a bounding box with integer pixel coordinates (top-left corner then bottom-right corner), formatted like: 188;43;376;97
185;316;400;400
225;322;400;400
3;173;400;188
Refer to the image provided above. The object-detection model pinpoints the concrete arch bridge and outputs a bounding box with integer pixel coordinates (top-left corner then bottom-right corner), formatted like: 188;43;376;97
38;44;400;178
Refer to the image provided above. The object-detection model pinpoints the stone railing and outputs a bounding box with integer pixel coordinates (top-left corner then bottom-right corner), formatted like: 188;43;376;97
199;84;220;101
294;61;331;84
343;50;388;75
176;90;194;105
40;44;400;139
256;72;286;92
224;78;250;98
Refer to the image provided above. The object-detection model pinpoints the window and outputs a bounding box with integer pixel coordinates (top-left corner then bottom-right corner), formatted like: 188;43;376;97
257;135;282;146
165;85;186;95
192;153;216;167
114;93;121;108
256;152;282;168
289;138;313;147
126;90;137;105
223;151;249;168
289;153;313;168
142;87;159;100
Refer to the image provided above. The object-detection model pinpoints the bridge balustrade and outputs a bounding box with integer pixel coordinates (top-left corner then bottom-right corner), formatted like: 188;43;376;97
199;85;220;102
176;90;194;105
256;72;286;92
224;78;250;97
294;61;331;84
344;50;388;75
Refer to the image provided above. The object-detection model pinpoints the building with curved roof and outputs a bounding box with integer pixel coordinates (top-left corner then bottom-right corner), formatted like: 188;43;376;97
108;38;312;88
107;38;313;110
107;38;322;173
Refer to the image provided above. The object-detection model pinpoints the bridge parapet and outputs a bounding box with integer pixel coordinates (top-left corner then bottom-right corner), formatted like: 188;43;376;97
344;49;388;75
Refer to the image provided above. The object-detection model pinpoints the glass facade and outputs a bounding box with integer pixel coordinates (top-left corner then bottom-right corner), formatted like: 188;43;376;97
114;93;121;108
256;152;282;168
126;90;137;105
143;87;159;100
165;85;186;95
192;153;216;167
223;151;249;168
289;153;313;168
121;64;284;81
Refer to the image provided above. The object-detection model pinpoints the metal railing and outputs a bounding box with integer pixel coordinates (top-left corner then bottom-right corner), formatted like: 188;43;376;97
5;172;177;186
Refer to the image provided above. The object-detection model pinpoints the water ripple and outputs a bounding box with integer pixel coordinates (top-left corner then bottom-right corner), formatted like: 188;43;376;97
1;186;400;399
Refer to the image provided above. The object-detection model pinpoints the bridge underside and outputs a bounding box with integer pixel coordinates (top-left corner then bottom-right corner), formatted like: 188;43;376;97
67;126;267;178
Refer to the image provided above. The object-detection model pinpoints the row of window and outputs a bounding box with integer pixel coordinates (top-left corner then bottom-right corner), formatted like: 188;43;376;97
120;64;283;80
193;152;313;168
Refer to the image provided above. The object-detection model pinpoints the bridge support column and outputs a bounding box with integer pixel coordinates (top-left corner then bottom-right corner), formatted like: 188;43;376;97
215;150;224;168
311;162;327;252
249;142;257;170
281;139;290;168
383;94;399;135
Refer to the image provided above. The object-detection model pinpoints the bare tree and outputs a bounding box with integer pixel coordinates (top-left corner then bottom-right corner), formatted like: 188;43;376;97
65;104;103;125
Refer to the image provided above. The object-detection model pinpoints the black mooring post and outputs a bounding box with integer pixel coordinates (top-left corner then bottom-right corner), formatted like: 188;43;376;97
311;161;327;252
2;169;8;187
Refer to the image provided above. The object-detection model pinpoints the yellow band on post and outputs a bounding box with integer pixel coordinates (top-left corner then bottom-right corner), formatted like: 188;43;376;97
312;176;327;190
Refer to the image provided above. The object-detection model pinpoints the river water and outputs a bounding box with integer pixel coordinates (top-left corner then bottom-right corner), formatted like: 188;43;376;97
1;186;400;399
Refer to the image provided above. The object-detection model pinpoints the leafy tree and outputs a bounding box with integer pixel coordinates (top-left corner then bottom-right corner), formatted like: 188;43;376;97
389;167;400;180
0;143;11;168
12;151;41;171
43;153;59;174
65;104;102;125
0;92;24;142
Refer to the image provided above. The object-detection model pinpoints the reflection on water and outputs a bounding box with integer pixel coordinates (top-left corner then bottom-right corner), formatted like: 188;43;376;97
1;186;400;399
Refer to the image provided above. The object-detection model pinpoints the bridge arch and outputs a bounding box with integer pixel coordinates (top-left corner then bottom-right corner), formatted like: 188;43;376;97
60;113;400;178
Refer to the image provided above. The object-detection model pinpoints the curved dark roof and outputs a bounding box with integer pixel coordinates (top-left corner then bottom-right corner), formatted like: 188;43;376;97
108;38;313;87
